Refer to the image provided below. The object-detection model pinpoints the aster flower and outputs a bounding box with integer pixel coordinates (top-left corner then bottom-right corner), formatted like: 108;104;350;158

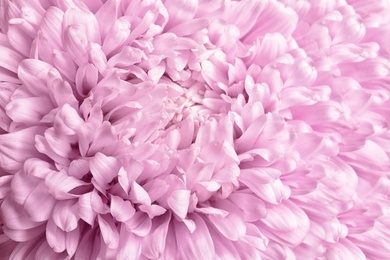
1;0;390;259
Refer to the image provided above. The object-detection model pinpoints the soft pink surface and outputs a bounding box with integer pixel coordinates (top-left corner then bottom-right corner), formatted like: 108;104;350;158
0;0;390;259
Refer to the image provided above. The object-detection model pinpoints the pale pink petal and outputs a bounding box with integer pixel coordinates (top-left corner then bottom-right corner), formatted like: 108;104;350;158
46;218;66;253
18;59;60;96
141;213;171;259
129;181;152;205
167;190;191;219
208;200;247;241
45;170;87;200
228;192;267;222
40;6;64;50
98;214;119;249
77;192;97;226
3;225;45;243
174;214;215;260
116;224;142;260
52;200;79;232
89;152;120;191
23;181;56;222
125;212;152;237
110;195;135;222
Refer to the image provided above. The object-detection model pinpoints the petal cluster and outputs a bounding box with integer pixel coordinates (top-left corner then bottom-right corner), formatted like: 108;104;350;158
1;0;390;259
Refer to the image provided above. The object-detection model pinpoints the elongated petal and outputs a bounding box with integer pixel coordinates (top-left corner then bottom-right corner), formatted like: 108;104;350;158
18;59;60;96
98;214;119;249
141;213;171;259
174;214;215;260
209;200;246;241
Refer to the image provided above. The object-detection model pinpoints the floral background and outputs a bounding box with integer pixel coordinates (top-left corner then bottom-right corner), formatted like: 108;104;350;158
0;0;390;259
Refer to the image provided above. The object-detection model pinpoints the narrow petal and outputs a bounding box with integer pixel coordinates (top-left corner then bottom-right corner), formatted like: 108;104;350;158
77;192;97;226
66;226;80;257
208;200;247;241
40;6;64;50
46;218;66;253
174;214;215;260
142;213;171;259
98;214;119;249
116;224;142;260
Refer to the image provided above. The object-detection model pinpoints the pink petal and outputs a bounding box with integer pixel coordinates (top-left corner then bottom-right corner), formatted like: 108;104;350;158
164;0;198;30
169;20;207;38
341;140;390;172
24;181;56;222
7;19;33;57
89;152;120;191
68;159;90;179
46;218;66;253
326;238;366;260
52;200;79;232
167;190;191;219
63;24;89;66
45;170;87;200
0;175;12;199
124;212;152;237
260;200;310;246
35;135;70;166
54;104;84;135
110;195;135;222
77;192;97;226
102;18;131;56
174;214;215;260
141;213;171;259
65;226;80;258
47;77;78;108
228;192;267;222
208;200;247;241
11;171;40;205
98;214;119;249
116;224;142;260
0;44;24;73
239;167;281;184
18;59;60;96
63;4;101;44
129;181;152;205
139;204;167;218
43;128;73;158
0;126;44;173
3;224;45;242
242;0;298;42
95;0;120;38
40;6;64;50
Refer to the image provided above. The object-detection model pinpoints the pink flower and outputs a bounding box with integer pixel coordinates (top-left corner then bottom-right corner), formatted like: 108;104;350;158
1;0;390;259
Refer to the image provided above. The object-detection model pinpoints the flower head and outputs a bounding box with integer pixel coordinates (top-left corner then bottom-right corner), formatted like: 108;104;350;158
1;0;390;259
